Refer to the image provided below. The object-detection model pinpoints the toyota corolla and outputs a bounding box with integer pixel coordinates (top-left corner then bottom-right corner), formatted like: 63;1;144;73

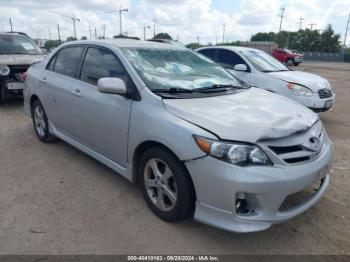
24;40;334;233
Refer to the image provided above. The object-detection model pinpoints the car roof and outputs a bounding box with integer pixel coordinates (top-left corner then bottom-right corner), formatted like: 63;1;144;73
0;32;29;37
197;46;258;52
62;39;185;50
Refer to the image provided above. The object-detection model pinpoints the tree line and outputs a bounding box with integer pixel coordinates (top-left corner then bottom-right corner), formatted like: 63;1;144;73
251;24;341;52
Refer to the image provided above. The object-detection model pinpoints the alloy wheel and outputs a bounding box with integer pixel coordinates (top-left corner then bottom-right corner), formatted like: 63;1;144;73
144;158;178;212
34;105;46;137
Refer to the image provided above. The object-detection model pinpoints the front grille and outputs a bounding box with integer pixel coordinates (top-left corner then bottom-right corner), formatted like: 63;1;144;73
269;145;313;164
318;88;332;99
268;131;324;164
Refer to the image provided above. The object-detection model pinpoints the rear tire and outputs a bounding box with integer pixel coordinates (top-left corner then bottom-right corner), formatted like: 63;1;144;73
138;147;195;222
31;100;56;143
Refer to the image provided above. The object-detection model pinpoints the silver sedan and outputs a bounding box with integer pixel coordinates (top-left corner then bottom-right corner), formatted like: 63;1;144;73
24;40;334;233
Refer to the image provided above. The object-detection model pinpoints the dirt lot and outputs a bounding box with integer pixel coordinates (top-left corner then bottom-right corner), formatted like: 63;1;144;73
0;62;349;255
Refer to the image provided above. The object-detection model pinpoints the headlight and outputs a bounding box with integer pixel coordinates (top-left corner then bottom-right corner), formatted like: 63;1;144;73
193;135;272;166
287;83;312;97
0;64;10;76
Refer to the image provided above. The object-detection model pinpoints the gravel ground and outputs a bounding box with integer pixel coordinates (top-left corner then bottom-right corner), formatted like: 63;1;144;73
0;62;349;255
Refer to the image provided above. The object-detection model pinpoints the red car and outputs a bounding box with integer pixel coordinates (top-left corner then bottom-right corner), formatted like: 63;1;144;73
272;48;303;66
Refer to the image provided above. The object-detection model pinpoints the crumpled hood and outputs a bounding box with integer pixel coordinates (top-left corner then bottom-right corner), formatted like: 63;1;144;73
163;88;318;143
0;54;44;65
268;70;331;92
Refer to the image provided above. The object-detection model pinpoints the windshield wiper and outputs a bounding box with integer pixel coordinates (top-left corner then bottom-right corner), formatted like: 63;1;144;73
152;87;194;93
194;84;245;92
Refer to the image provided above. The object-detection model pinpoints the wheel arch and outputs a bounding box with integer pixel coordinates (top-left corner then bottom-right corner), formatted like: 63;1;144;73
131;140;197;200
29;94;40;116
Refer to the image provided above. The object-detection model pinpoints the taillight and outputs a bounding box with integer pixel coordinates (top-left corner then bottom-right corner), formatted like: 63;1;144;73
22;71;28;81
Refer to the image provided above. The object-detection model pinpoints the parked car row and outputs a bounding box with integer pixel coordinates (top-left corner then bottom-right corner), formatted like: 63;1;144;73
20;39;335;233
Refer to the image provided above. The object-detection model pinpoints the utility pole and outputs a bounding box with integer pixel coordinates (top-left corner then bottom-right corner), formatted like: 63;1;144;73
106;6;128;36
88;25;93;40
153;19;157;38
344;13;350;46
279;7;285;32
51;11;80;39
143;24;150;40
197;36;200;45
102;24;106;39
57;24;61;44
222;23;226;43
95;28;97;39
297;17;304;30
309;22;316;30
119;6;128;35
9;18;13;32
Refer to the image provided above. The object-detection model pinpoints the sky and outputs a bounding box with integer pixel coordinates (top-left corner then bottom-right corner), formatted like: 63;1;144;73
0;0;349;45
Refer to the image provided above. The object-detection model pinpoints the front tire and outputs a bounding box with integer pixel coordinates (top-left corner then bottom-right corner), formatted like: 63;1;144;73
139;147;195;222
31;100;56;142
286;59;294;66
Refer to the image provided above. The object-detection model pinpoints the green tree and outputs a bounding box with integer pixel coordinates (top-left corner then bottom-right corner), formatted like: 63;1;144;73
251;32;276;42
113;34;140;40
319;24;341;52
44;40;61;51
66;36;77;42
153;32;172;40
80;36;87;40
186;42;204;49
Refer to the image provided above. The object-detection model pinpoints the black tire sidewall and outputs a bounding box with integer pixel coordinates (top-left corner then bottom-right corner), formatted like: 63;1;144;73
139;147;195;222
32;100;51;142
287;59;294;66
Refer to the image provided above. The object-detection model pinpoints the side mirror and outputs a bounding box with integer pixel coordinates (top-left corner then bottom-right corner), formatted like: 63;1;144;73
97;78;127;95
234;64;248;72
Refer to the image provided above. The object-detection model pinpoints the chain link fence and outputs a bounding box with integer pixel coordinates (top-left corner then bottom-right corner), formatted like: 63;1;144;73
302;52;345;62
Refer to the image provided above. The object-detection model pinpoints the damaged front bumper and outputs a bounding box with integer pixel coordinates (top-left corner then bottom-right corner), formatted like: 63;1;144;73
185;132;334;233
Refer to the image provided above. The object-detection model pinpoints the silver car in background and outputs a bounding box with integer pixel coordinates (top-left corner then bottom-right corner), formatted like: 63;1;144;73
24;40;334;233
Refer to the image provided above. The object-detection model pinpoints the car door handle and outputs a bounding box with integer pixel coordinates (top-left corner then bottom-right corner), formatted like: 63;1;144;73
71;89;82;97
41;77;48;84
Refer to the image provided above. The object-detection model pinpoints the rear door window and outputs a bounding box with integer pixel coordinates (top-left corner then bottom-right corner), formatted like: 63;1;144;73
216;50;247;69
198;49;217;61
53;46;84;78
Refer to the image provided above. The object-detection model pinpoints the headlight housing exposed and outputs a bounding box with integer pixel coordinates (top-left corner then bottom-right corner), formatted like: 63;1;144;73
0;64;10;76
193;135;272;166
287;83;312;97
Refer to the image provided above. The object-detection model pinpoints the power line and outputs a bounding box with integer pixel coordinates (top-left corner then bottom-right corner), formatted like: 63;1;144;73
279;7;285;32
89;25;93;40
297;17;304;30
57;24;61;44
9;18;13;32
102;24;106;39
50;11;80;38
106;6;128;35
153;19;157;37
344;13;350;46
222;23;226;43
143;24;150;40
309;22;317;30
